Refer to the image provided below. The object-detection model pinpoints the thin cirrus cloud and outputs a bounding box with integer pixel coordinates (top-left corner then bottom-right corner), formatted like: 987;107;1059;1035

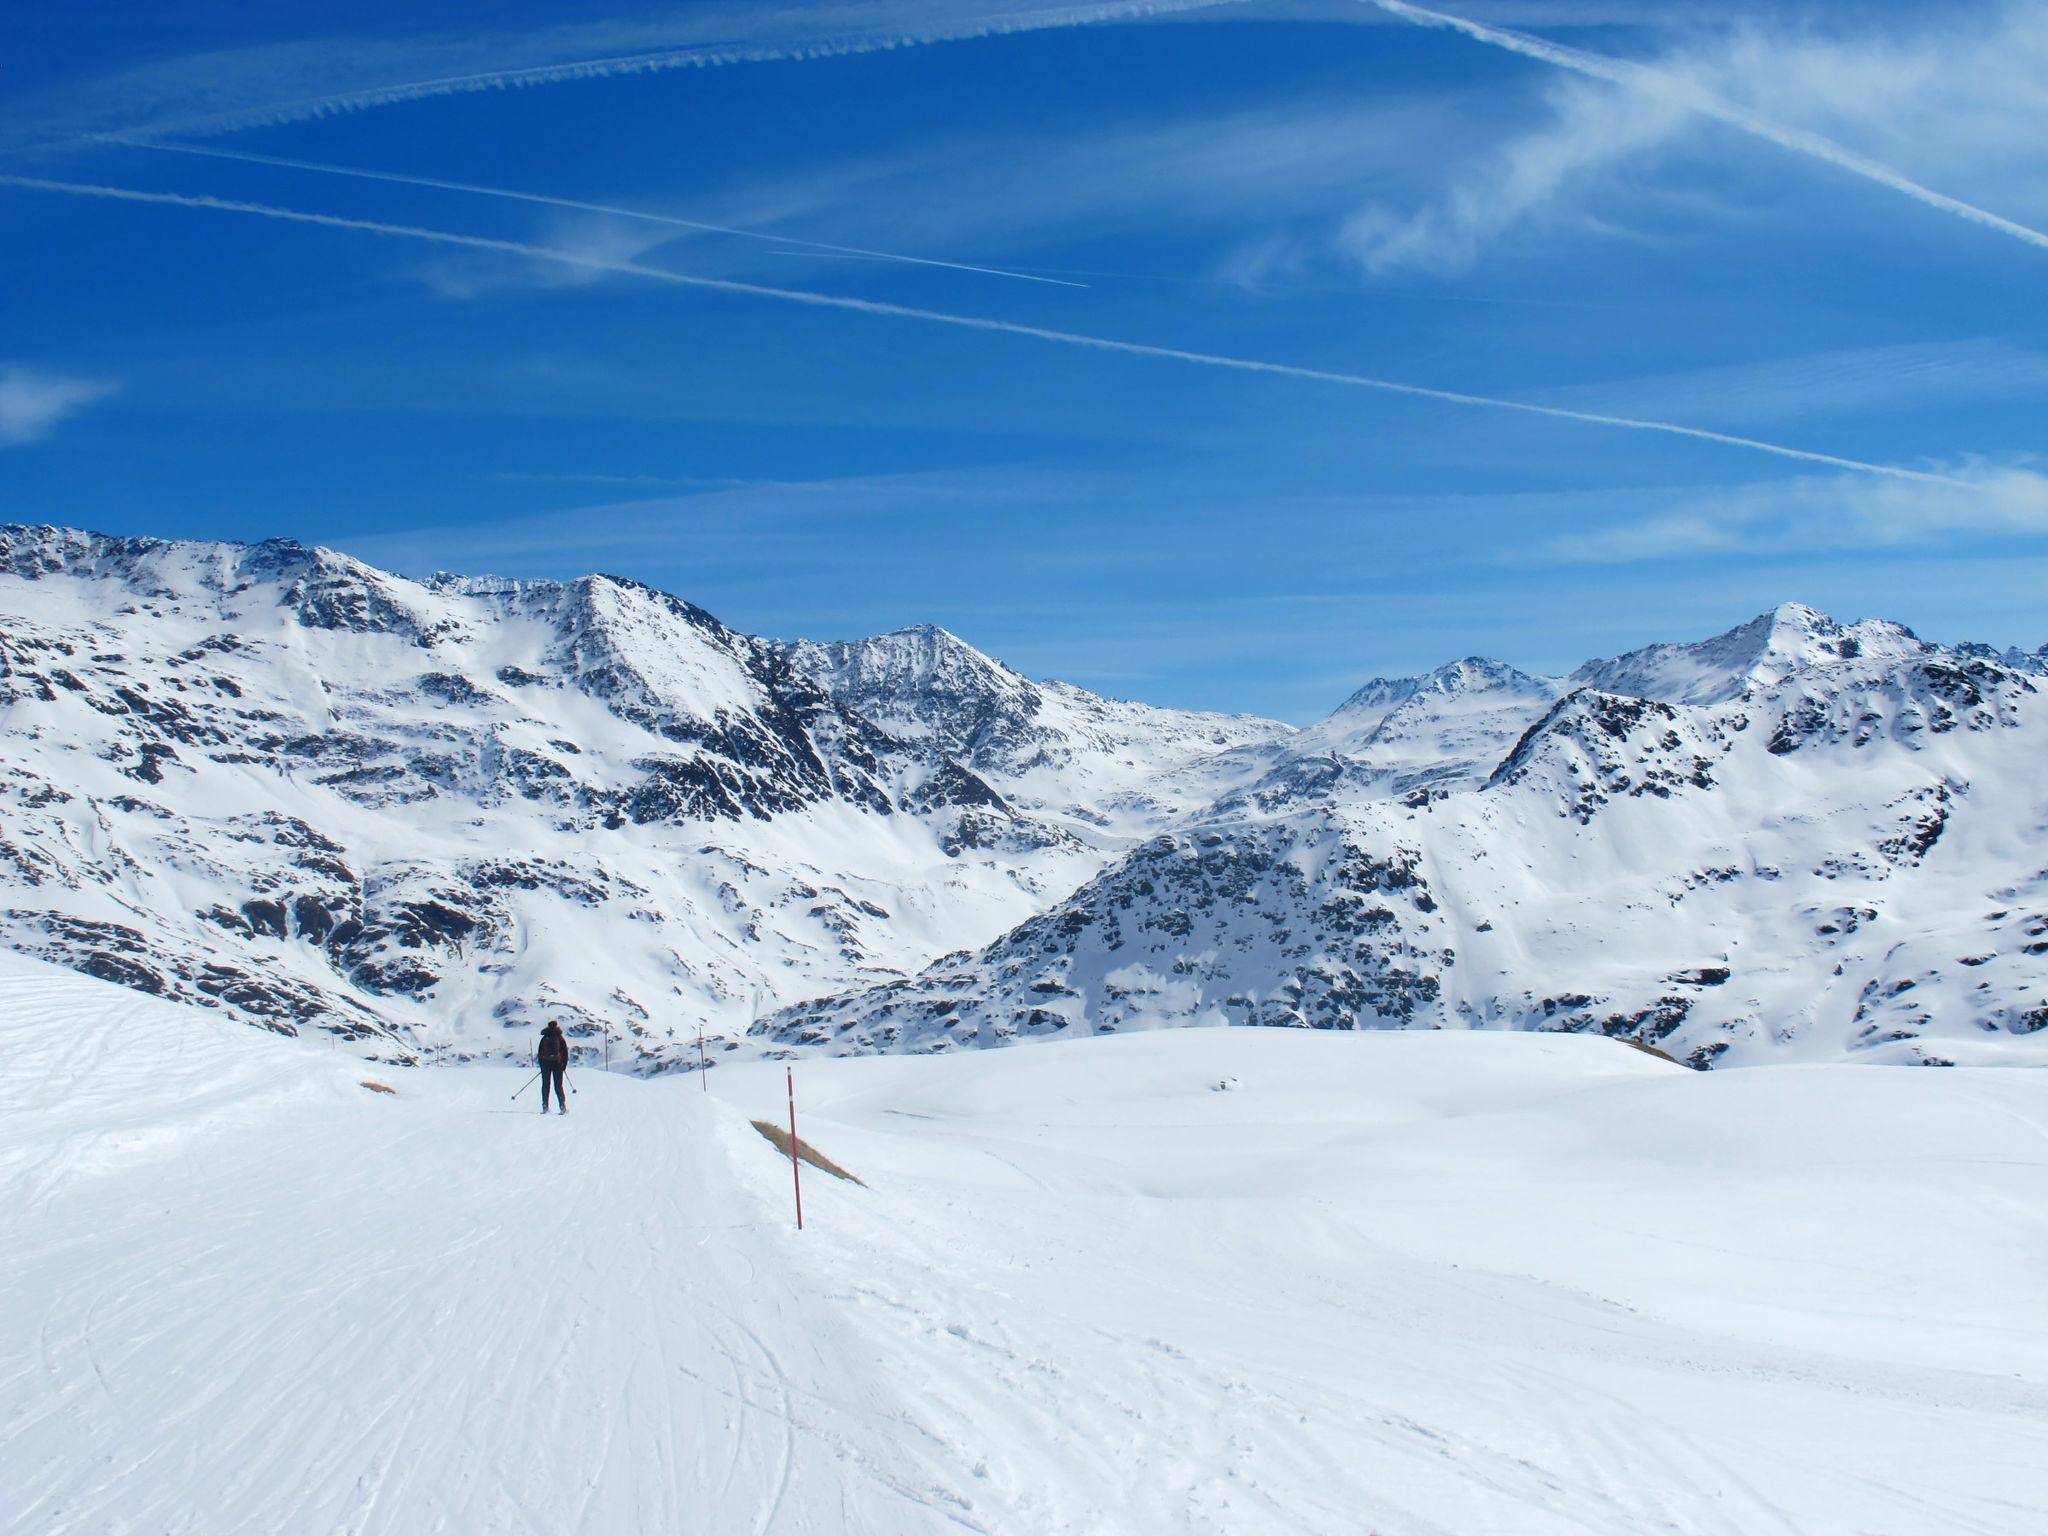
406;214;694;301
478;471;756;489
0;364;118;447
22;0;2038;297
1520;462;2048;567
1344;0;2048;273
1;0;1239;150
1360;0;2048;255
103;138;1084;289
348;466;1010;577
671;92;1476;275
0;171;1971;486
1532;338;2048;429
3;0;1703;155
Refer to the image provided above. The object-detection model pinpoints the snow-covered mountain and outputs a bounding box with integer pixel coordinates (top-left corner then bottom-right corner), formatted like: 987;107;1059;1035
761;604;2048;1069
0;525;1283;1065
782;623;1290;831
3;526;2042;1073
1565;601;1926;704
1229;655;1561;810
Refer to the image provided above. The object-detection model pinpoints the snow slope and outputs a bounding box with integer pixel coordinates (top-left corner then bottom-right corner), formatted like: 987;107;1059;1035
0;953;974;1534
7;959;2046;1534
782;623;1291;835
1229;655;1561;809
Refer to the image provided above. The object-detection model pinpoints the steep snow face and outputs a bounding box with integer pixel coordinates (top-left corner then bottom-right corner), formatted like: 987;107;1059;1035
762;643;2048;1069
784;624;1294;834
784;624;1041;744
1237;656;1561;808
0;525;1284;1065
1568;601;1927;705
1324;656;1554;734
1958;639;2048;676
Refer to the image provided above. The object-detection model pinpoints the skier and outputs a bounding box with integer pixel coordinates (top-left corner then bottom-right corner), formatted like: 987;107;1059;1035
536;1021;569;1115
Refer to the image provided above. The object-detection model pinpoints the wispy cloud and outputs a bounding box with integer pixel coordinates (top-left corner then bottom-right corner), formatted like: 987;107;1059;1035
407;212;686;300
0;364;118;446
1361;0;2048;255
623;90;1500;287
179;453;2048;720
1522;461;2048;566
1341;77;1685;273
3;0;1690;154
2;0;1237;150
479;471;755;489
0;171;1967;484
48;0;2027;298
1346;1;2048;273
106;139;1083;288
1534;338;2048;428
348;466;1005;575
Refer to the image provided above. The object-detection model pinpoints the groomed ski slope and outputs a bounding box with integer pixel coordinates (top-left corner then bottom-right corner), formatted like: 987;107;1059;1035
4;955;2045;1535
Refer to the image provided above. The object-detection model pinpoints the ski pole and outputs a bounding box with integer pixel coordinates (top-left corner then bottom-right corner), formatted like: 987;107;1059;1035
510;1071;539;1101
787;1066;804;1231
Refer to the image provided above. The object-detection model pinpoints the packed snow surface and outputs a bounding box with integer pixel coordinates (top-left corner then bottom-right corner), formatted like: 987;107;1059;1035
7;957;2045;1534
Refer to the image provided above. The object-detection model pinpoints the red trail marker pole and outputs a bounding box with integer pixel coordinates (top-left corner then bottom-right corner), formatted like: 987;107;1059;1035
786;1065;804;1231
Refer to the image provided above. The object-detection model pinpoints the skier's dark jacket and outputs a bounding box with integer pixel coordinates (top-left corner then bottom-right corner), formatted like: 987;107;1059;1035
537;1023;569;1069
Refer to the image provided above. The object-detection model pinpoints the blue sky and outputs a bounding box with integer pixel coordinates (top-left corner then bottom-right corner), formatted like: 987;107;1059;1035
3;0;2044;721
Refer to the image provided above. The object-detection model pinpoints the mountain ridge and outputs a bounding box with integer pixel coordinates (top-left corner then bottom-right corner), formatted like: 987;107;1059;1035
1;522;2043;1071
0;523;1289;1065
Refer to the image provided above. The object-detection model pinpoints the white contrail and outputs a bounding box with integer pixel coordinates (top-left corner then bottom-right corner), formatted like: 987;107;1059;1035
128;0;1237;139
45;0;2044;267
100;138;1086;289
1363;0;2048;254
0;172;1966;486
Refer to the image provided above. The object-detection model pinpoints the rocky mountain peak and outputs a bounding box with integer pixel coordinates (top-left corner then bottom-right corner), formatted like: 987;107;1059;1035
423;571;566;601
1330;656;1550;721
794;624;1030;700
0;523;165;581
1569;602;1928;706
778;625;1042;760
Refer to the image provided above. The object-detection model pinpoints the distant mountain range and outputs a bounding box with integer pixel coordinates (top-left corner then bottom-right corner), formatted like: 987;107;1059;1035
3;523;2043;1069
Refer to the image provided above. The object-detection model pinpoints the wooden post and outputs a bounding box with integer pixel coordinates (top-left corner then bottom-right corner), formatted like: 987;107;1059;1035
786;1066;804;1231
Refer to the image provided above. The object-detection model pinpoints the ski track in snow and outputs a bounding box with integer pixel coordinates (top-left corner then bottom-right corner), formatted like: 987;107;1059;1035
5;955;2046;1534
0;959;979;1535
